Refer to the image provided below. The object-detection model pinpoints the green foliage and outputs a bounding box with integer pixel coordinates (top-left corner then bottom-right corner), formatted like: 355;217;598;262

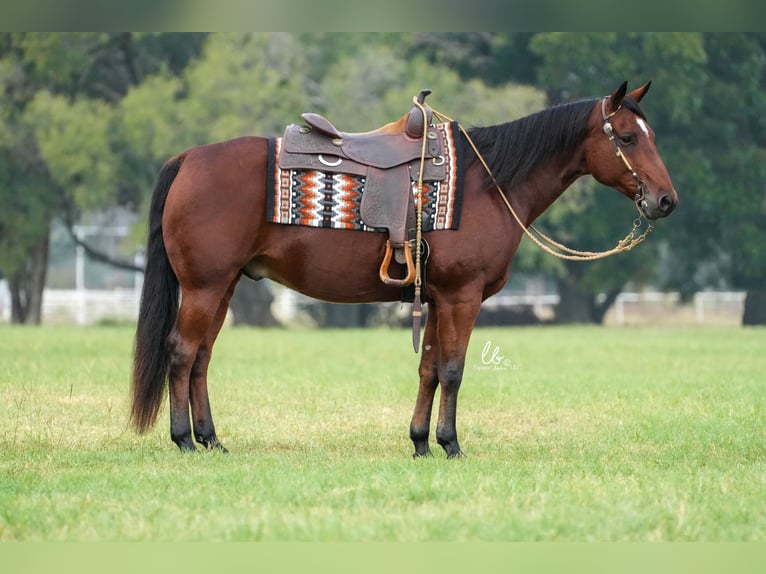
118;75;187;160
316;45;545;131
181;33;312;140
693;34;766;289
23;91;117;210
10;33;103;95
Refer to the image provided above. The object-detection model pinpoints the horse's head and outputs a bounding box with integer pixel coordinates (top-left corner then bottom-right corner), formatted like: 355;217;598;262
586;81;678;220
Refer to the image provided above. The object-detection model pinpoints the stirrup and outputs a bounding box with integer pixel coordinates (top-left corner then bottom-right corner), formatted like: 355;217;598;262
379;240;416;287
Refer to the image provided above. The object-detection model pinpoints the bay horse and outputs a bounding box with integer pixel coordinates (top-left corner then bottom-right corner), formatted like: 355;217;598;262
130;81;677;458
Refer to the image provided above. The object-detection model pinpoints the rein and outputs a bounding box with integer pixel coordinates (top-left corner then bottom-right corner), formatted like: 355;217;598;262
430;99;654;262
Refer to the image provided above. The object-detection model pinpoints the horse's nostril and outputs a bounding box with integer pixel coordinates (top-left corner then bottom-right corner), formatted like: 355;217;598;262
658;194;675;214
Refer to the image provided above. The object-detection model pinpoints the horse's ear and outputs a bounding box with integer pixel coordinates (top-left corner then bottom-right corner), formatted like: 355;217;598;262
608;81;629;113
628;81;652;102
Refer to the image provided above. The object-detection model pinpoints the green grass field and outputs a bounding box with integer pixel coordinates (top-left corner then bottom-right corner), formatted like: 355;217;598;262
1;324;764;541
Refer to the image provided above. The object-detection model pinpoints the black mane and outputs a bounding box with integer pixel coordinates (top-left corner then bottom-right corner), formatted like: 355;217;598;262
463;96;649;189
463;98;596;189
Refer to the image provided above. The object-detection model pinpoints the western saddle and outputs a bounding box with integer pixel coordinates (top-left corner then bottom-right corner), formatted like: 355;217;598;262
278;89;447;287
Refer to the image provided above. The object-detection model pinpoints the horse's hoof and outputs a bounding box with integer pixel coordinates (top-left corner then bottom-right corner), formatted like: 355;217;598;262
200;437;229;453
445;449;464;460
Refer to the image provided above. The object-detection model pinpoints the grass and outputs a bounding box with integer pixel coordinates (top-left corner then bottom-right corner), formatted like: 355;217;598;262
0;324;764;541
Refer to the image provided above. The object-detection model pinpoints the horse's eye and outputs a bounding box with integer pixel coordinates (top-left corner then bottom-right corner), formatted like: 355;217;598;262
619;134;636;146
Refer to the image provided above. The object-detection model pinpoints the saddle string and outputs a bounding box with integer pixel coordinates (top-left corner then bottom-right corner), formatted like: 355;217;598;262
429;108;654;262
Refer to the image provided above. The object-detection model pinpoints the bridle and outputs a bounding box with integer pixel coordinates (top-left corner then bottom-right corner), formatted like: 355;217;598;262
600;97;649;216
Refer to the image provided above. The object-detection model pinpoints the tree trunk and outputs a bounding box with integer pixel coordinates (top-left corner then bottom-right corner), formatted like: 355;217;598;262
591;289;621;325
554;276;596;324
8;232;49;324
309;302;374;327
742;289;766;325
228;278;279;327
8;274;28;323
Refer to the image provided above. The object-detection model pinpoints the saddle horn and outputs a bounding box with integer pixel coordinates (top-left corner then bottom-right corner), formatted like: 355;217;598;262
406;89;433;139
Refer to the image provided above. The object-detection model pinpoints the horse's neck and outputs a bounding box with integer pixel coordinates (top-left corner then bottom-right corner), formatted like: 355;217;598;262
511;147;588;225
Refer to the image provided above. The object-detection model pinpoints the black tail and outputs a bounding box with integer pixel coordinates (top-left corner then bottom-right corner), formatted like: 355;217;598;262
130;155;184;433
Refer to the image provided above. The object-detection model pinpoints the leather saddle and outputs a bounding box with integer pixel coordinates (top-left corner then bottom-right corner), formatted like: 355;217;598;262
278;89;447;286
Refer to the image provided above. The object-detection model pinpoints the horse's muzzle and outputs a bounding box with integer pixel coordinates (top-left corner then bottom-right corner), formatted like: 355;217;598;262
642;191;677;220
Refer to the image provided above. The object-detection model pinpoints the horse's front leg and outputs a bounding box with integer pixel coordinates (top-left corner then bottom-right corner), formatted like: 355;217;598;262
410;306;439;458
434;297;481;459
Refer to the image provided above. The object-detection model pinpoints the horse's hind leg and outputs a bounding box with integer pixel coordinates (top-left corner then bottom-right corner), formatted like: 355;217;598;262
189;275;241;452
167;282;235;451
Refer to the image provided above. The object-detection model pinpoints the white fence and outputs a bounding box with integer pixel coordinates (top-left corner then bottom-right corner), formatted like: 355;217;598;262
483;290;745;325
0;282;747;326
606;291;746;326
0;284;140;325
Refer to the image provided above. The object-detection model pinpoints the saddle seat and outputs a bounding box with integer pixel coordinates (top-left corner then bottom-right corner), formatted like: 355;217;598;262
281;89;441;171
277;89;447;287
302;89;433;141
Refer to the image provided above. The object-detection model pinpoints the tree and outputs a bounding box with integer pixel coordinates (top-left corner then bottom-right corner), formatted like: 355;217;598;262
692;34;766;325
0;150;52;323
626;33;766;324
526;33;717;323
0;33;206;323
